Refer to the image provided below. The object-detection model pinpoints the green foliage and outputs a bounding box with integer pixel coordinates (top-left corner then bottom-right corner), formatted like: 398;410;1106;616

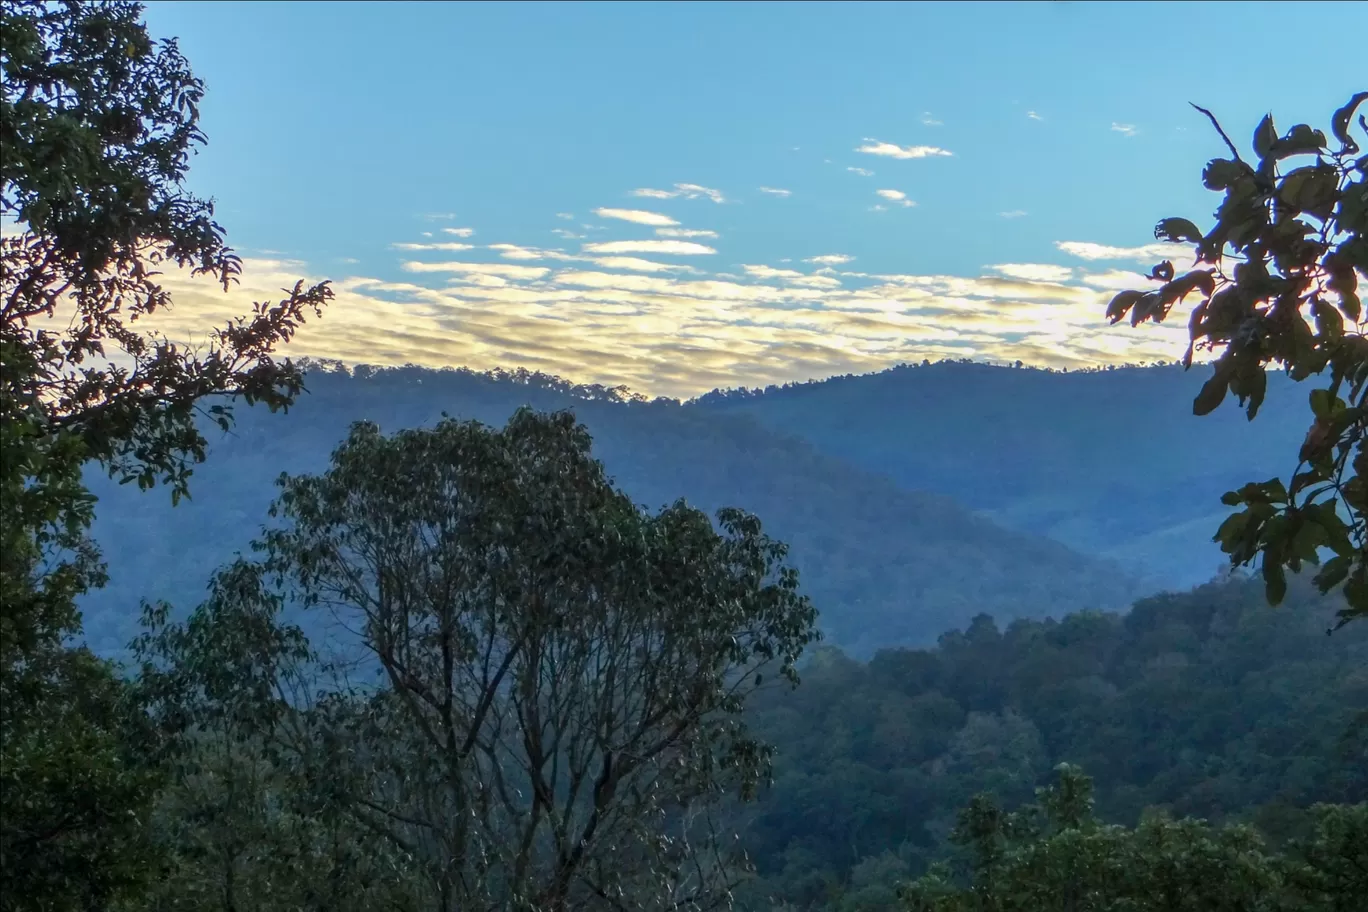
135;409;820;910
736;578;1368;909
0;646;165;912
1107;95;1368;624
899;765;1368;911
0;1;331;906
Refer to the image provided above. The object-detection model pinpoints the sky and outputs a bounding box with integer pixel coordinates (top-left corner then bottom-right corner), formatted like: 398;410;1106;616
130;0;1367;399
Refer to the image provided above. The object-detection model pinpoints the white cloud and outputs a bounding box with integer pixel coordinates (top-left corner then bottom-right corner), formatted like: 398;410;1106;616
130;234;1198;401
392;242;475;251
442;227;475;237
758;186;792;197
401;260;551;280
1027;111;1044;121
552;228;585;239
856;139;953;159
1055;240;1190;263
555;212;574;220
655;228;719;239
999;210;1028;219
1111;122;1139;138
921;112;943;126
582;239;717;255
487;244;583;262
847;166;874;177
420;212;456;221
876;189;916;208
742;264;805;280
589;256;694;273
990;263;1075;283
805;254;854;266
630;183;726;203
593;207;679;226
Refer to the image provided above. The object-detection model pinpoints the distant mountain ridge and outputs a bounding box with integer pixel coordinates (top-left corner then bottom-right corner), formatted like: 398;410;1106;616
691;360;1308;591
79;363;1141;660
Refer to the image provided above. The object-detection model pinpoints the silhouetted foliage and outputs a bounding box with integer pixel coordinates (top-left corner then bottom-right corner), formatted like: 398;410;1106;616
1;2;330;907
1108;94;1368;623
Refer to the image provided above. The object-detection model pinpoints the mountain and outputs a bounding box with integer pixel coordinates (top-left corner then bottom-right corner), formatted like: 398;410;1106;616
693;360;1308;591
78;364;1140;660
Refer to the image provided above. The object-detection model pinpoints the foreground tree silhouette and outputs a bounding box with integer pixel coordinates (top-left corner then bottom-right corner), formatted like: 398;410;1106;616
1;1;331;907
136;409;819;911
1106;93;1368;626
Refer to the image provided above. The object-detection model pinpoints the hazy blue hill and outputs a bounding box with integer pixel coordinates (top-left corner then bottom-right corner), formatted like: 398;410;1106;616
693;361;1307;590
79;364;1139;660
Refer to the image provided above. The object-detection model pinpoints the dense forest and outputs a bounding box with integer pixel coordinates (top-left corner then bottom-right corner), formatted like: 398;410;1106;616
79;362;1148;659
696;360;1307;591
4;2;1367;911
737;576;1368;908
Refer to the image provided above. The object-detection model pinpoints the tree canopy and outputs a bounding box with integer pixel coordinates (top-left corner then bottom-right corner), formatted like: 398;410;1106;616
133;408;820;910
1107;94;1368;624
1;1;331;907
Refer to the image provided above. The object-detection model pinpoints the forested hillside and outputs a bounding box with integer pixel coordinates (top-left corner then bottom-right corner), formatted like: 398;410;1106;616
80;363;1141;658
695;361;1307;590
738;575;1368;909
7;3;1365;909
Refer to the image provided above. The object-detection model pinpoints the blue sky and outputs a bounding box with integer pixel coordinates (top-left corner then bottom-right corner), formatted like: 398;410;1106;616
136;0;1367;398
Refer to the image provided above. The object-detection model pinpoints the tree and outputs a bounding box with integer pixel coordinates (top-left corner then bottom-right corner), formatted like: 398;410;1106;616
137;409;819;911
1;1;331;907
1106;94;1368;625
899;764;1368;911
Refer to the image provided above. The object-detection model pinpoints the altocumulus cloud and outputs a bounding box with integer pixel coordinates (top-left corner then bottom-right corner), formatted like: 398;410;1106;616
856;139;953;159
593;208;679;227
125;226;1196;399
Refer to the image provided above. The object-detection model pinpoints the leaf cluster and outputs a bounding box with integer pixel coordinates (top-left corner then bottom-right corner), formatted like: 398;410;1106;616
1106;94;1368;624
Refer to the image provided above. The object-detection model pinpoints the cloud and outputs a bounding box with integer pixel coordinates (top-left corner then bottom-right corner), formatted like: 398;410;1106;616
758;187;792;197
847;166;874;177
399;260;552;280
999;210;1029;219
1111;122;1139;138
875;189;916;208
581;239;717;255
1027;110;1044;121
125;224;1200;403
742;264;805;280
630;183;726;203
655;228;719;239
420;212;456;221
589;256;694;273
856;139;953;159
990;263;1075;283
556;213;574;220
442;227;475;237
551;228;585;239
1055;240;1191;263
921;112;943;126
487;244;583;262
593;207;679;226
392;242;475;251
